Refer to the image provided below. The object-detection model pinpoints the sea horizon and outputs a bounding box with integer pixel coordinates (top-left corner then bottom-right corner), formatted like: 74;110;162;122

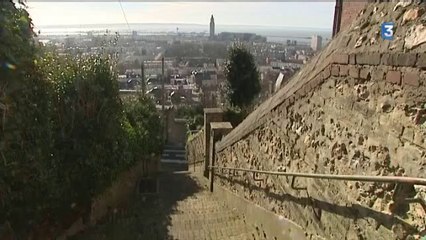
34;22;332;44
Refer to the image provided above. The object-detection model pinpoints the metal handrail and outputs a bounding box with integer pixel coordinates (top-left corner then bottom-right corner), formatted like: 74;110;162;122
209;166;426;186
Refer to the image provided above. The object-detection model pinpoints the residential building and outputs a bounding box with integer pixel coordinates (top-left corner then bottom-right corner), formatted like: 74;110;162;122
217;32;267;43
311;35;323;51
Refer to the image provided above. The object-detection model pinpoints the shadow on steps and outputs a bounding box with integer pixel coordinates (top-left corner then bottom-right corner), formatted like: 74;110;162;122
70;172;203;240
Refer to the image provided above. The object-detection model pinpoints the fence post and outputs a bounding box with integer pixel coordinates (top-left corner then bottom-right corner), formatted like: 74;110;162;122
209;122;233;192
203;108;223;178
193;148;196;172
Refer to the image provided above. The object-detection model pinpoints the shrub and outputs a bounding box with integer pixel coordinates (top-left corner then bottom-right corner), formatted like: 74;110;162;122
123;95;163;158
0;1;54;235
40;53;126;224
0;2;163;236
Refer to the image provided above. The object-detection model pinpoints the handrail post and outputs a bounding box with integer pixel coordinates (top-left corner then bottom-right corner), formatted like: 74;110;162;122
209;127;215;192
193;150;196;172
209;122;233;192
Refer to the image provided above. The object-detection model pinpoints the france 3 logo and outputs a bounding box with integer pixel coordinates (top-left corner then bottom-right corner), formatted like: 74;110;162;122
381;22;394;40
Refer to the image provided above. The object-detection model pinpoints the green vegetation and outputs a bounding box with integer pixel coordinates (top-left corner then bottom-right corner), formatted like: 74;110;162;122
223;105;249;128
0;1;162;237
224;43;261;108
219;43;260;126
176;105;204;131
123;96;163;157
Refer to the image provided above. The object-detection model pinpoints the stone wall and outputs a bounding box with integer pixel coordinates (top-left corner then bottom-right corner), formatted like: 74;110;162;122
216;63;426;239
186;129;204;166
212;3;426;240
166;108;187;147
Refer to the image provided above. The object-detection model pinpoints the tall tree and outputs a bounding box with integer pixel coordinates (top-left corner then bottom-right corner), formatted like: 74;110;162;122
224;43;260;108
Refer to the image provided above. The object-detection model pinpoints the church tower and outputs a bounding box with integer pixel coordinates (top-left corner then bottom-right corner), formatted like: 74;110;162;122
209;15;215;40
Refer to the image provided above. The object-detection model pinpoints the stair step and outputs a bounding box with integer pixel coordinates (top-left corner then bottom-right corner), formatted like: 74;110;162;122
71;172;262;240
163;145;185;150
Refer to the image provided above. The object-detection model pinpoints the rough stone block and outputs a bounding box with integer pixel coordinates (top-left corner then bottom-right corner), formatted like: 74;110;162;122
371;67;386;81
416;53;426;68
386;71;401;85
349;66;360;79
402;127;414;142
308;80;317;91
317;75;325;85
421;71;426;87
282;99;290;108
356;53;381;65
322;67;331;80
360;67;371;80
353;102;369;116
320;86;336;99
413;132;425;148
296;88;304;98
331;65;340;76
387;133;402;153
349;54;356;65
396;53;417;67
340;65;349;76
311;76;321;88
303;85;311;96
333;53;349;64
381;53;391;65
305;85;312;95
389;121;404;137
402;72;419;87
381;53;417;67
340;96;355;110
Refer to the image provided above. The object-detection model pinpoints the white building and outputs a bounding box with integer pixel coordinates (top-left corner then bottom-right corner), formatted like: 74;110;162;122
311;35;323;52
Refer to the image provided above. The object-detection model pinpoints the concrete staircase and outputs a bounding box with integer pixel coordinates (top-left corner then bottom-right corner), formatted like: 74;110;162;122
160;145;187;172
71;146;263;240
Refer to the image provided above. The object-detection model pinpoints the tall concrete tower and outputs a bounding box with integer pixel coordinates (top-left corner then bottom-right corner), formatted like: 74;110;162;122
209;15;215;39
311;35;323;52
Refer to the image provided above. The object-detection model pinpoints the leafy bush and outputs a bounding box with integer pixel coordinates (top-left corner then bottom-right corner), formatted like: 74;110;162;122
0;2;163;236
0;1;54;235
123;95;163;157
39;53;127;223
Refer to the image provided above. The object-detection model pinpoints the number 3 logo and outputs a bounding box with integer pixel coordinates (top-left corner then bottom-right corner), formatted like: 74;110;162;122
381;22;394;40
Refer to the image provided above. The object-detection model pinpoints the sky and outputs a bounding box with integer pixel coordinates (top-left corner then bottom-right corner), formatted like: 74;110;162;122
26;2;335;29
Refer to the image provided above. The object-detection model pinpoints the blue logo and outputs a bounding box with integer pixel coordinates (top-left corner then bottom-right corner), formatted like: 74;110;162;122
381;22;394;40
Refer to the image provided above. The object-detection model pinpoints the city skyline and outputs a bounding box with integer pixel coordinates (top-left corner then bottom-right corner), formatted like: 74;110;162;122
26;2;335;30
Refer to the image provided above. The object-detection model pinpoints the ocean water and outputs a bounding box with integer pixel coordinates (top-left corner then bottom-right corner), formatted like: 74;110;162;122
35;23;332;44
